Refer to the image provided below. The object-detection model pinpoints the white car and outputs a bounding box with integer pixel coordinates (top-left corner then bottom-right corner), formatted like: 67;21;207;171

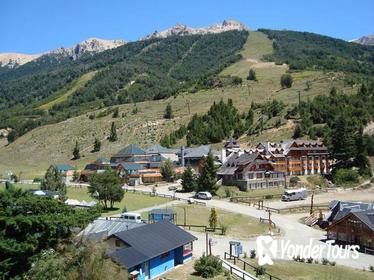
195;191;212;200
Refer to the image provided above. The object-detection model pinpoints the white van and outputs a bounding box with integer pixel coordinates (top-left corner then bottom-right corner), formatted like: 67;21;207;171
282;188;308;201
120;212;142;223
196;191;213;200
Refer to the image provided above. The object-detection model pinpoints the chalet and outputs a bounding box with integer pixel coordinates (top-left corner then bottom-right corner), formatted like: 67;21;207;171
111;144;148;164
256;140;330;175
327;209;374;251
183;145;211;173
108;221;197;280
55;164;77;182
146;144;179;163
222;137;241;163
80;157;112;182
324;200;374;224
217;152;284;191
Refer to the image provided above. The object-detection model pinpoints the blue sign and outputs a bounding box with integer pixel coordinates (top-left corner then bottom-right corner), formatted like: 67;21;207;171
234;244;243;257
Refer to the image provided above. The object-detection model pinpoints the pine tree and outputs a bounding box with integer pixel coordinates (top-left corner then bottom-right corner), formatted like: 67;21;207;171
93;138;101;152
112;107;119;118
209;208;218;228
331;114;357;163
280;74;293;88
198;152;218;194
247;69;257;81
181;167;197;192
73;141;80;160
164;103;174;119
108;122;117;142
293;124;303;139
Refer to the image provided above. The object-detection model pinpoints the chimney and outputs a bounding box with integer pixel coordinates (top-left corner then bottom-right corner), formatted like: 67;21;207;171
221;148;226;164
180;146;185;167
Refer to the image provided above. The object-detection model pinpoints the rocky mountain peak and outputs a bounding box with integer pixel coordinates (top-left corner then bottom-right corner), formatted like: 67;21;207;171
352;35;374;46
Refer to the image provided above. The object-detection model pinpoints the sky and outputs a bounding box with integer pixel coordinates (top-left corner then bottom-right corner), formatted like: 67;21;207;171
1;0;373;54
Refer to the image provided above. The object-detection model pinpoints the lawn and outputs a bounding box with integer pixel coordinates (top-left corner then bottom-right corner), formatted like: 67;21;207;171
156;204;268;238
216;186;285;200
0;183;171;216
232;258;374;280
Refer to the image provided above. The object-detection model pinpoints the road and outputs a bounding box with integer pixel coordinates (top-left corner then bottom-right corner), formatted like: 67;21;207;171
135;184;374;270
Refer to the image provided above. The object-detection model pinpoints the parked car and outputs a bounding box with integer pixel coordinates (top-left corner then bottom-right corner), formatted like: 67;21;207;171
282;188;308;201
168;185;178;191
120;212;142;223
195;191;212;200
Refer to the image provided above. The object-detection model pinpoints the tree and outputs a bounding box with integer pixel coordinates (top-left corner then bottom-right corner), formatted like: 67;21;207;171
164;103;174;119
161;159;175;182
247;69;257;81
198;152;218;194
112;107;119;118
41;165;66;196
108;122;117;142
73;141;80;160
331;114;357;163
280;73;293;88
181;167;197;192
7;129;18;143
194;254;223;278
293;124;303;139
88;170;124;209
93;137;101;152
209;208;218;228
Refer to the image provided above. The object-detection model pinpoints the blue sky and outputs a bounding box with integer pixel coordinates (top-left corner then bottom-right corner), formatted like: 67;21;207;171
1;0;373;54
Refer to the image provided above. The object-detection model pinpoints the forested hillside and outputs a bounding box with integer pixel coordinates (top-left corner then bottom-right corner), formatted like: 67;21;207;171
259;29;374;74
0;30;248;141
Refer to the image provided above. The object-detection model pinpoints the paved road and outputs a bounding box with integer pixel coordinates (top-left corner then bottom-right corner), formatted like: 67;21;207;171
135;184;374;270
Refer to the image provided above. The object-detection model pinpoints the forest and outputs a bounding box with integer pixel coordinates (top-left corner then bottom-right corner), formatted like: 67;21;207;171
259;29;374;75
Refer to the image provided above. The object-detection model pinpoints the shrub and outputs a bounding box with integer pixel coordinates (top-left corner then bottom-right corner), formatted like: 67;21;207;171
322;258;329;265
332;168;359;185
250;249;256;259
330;261;336;266
369;265;374;272
220;223;228;235
224;187;233;198
280;73;293;88
307;257;313;264
194;254;223;278
289;176;300;187
256;266;266;275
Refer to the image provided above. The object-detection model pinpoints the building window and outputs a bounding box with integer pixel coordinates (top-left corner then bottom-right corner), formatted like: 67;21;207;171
338;232;347;242
115;239;121;247
160;252;170;259
183;243;192;256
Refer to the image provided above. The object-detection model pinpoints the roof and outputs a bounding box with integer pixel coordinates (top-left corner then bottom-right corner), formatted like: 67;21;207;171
120;163;145;171
146;144;179;154
329;210;374;232
217;152;259;175
149;208;175;215
113;144;146;157
184;145;211;159
93;157;111;165
224;137;240;149
55;164;76;172
108;221;197;268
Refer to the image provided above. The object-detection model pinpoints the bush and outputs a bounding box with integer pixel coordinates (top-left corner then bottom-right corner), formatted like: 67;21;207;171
369;265;374;272
33;178;42;183
329;261;336;266
289;176;300;187
332;168;359;185
307;257;313;263
250;249;256;259
194;254;223;278
220;223;228;235
322;258;329;265
256;266;266;275
280;73;293;88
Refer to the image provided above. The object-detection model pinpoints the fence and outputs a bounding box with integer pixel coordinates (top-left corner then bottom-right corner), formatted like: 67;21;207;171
176;224;225;235
124;188;206;206
221;259;257;280
224;252;282;280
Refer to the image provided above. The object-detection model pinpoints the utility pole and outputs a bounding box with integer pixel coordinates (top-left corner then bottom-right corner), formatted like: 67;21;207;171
268;210;272;232
297;90;301;115
183;207;186;226
186;99;191;115
310;189;315;215
209;238;212;256
205;232;209;255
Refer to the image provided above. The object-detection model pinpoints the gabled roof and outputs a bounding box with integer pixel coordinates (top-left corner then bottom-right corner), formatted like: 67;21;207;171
329;210;374;232
93;157;111;165
146;144;179;154
224;137;240;149
217;152;261;175
108;221;197;268
119;163;145;171
55;164;76;172
184;145;211;159
113;144;146;157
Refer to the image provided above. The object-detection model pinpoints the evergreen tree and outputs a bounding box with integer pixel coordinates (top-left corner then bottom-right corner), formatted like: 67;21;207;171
73;141;80;160
246;108;254;127
108;122;117;142
112;107;119;118
161;159;175;182
93;137;101;152
280;73;293;88
181;167;197;192
247;69;257;81
41;165;67;197
209;208;218;228
164;103;174;119
331;114;357;163
293;124;303;139
198;152;218;194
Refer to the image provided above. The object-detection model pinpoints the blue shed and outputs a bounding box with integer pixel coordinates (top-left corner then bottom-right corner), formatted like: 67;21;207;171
108;221;197;280
148;208;176;223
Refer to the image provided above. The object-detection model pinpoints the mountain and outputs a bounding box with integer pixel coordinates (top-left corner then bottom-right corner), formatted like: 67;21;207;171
0;53;41;68
142;19;249;40
352;35;374;46
0;38;126;68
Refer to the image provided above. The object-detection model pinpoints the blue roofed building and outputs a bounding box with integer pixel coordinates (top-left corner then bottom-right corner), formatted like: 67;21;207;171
111;144;148;164
107;221;197;280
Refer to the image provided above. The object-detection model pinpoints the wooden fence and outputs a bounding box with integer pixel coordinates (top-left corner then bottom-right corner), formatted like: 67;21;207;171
221;259;257;280
176;224;225;235
224;252;282;280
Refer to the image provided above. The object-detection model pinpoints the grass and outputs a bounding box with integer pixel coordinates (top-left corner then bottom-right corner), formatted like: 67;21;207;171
0;31;357;179
0;183;171;216
157;204;268;238
216;186;285;200
234;258;374;280
39;71;97;110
